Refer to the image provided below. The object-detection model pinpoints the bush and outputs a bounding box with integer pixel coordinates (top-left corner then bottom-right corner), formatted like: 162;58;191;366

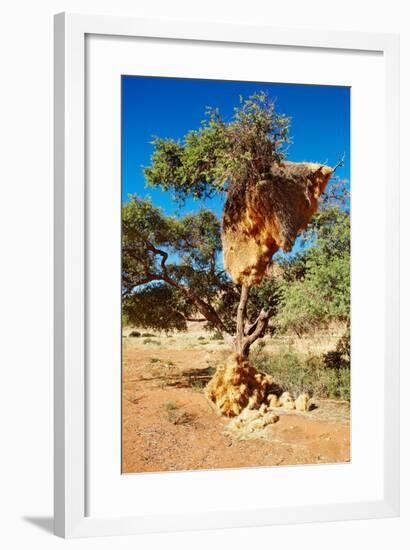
128;330;141;338
275;208;350;336
143;338;160;345
251;347;350;401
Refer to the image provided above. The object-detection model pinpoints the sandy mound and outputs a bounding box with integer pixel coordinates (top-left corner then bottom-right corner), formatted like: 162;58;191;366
205;353;313;419
295;393;310;412
225;391;311;438
227;404;279;436
204;354;278;417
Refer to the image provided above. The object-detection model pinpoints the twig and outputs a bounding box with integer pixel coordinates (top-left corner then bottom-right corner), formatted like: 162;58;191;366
332;152;345;173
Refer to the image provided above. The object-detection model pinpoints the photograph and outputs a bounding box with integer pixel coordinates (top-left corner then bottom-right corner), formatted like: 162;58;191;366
121;76;351;474
0;2;402;544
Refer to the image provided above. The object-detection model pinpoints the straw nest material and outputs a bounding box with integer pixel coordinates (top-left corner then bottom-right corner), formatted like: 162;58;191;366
222;161;333;285
205;354;280;417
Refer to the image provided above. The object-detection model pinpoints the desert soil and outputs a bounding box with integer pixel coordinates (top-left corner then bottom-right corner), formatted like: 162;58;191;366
122;329;350;474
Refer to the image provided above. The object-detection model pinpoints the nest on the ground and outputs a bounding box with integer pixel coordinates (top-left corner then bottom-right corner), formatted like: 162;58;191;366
205;354;283;417
222;161;333;285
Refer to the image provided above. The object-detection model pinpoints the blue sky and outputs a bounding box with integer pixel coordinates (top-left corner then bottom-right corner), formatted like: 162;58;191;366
122;75;350;240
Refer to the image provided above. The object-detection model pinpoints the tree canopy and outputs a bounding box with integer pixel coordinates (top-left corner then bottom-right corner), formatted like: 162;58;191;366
122;196;231;335
144;92;291;202
122;194;284;337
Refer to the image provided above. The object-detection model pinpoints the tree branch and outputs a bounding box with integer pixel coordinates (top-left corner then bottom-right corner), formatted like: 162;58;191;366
137;240;232;342
242;309;271;356
122;272;164;296
332;152;345;173
146;241;169;273
244;315;260;337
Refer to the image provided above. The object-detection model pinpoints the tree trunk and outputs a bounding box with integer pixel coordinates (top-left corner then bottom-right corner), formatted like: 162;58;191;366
205;283;275;416
235;284;250;356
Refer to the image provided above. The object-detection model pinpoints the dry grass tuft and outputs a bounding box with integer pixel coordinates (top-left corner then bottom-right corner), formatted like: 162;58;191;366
163;401;195;425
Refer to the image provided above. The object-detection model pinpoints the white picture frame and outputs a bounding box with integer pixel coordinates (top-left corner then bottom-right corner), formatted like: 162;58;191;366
54;12;400;538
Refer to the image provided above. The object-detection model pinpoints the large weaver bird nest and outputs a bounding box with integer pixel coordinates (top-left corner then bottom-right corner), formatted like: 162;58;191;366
222;161;334;285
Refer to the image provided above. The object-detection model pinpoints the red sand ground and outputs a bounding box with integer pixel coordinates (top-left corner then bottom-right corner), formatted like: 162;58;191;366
122;347;350;474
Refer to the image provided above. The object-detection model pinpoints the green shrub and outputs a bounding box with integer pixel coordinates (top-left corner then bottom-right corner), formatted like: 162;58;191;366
143;338;160;345
251;346;350;401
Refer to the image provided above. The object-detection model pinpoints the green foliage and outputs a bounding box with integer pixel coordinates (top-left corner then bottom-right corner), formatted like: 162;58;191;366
123;284;193;332
252;348;350;401
122;194;282;334
144;92;291;202
122;196;224;291
208;271;281;335
122;198;350;338
122;195;232;332
275;207;350;334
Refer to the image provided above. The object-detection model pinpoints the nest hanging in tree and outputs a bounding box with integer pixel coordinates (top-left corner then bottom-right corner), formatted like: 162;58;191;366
222;161;334;285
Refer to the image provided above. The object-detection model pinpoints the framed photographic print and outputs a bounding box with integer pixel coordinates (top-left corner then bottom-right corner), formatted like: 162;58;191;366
54;13;399;538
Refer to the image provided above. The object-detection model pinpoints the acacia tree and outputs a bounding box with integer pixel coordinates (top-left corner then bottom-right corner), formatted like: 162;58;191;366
122;198;232;338
123;93;340;380
122;197;280;343
122;93;288;350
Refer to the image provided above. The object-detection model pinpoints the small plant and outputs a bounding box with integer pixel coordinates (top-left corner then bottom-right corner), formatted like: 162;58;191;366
210;332;223;341
149;357;161;363
141;332;156;338
163;401;195;425
336;326;351;358
164;401;178;412
191;380;206;392
128;330;141;338
143;338;160;345
253;339;267;359
198;336;206;341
